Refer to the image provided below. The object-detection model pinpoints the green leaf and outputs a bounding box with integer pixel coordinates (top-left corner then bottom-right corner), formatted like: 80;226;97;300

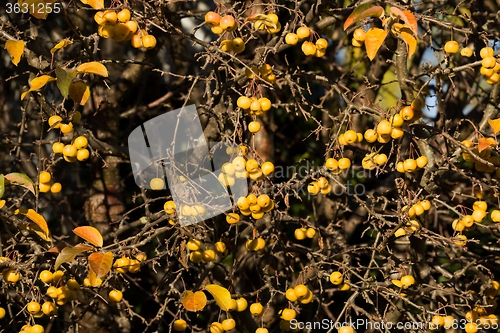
56;67;77;99
0;175;4;198
4;173;35;196
55;244;93;270
344;4;385;31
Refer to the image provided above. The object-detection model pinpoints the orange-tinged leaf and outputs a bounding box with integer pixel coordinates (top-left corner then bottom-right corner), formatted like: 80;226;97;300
13;208;49;238
0;200;4;209
73;226;103;247
51;39;73;54
365;28;389;61
390;7;418;36
344;4;385;31
400;31;417;59
182;290;207;312
88;252;113;278
77;62;108;77
204;284;231;311
21;75;57;101
55;244;93;269
80;0;104;9
68;81;90;105
488;118;500;136
5;40;24;66
478;137;497;152
4;173;35;196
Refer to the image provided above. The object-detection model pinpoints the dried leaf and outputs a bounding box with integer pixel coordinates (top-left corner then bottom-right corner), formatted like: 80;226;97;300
73;226;103;247
88;252;113;278
51;39;73;54
5;40;25;66
182;290;207;312
4;173;35;196
478;137;497;152
56;67;77;99
77;62;108;77
13;208;49;238
344;4;385;31
400;31;417;59
79;0;104;10
488;118;500;136
365;28;389;61
390;7;418;36
245;13;277;29
179;239;188;269
55;244;93;270
69;81;90;106
21;75;57;101
205;284;232;311
0;175;4;199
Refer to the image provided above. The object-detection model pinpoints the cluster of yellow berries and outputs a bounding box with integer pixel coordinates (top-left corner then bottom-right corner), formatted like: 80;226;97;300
205;12;237;34
329;271;350;291
394;200;431;237
53;135;89;163
41;270;80;306
237;193;275;220
220;156;275;185
294;227;316;240
113;252;147;274
237;95;272;116
38;171;61;194
458;283;500;333
94;9;156;49
307;176;331;195
391;275;416;297
361;153;387;170
254;13;281;34
325;157;351;175
219;38;245;54
208;299;249;332
395;156;428;173
351;28;366;47
445;43;500;84
285;284;315;304
246;238;266;252
285;27;327;57
452;201;490;235
245;64;276;84
48;113;79;135
16;324;46;333
187;239;218;263
461;138;499;174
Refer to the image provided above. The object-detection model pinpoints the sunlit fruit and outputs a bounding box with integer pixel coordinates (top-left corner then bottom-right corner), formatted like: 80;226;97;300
226;213;240;224
60;122;73;134
222;319;236;330
150;177;164;190
235;298;248;311
330;271;343;285
42;301;56;315
3;268;20;283
353;29;366;42
27;301;41;314
173;319;187;331
220;15;237;32
461;47;472;57
109;290;123;302
285;33;299;45
232;37;245;53
301;41;316;56
249;121;261;133
114;256;130;273
281;308;296;321
103;10;118;25
444;40;459;54
286;288;297;302
294;284;308;298
143;35;157;49
296;27;310;39
480;47;494;58
377;120;392;135
401;275;415;288
117;8;131;22
400;106;414;121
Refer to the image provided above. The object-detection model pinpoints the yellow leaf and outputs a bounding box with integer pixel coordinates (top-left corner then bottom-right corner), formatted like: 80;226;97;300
364;28;389;61
0;200;5;209
488;118;500;136
400;31;417;59
182;291;207;312
25;223;52;241
69;81;90;105
5;40;25;66
79;0;104;9
77;62;108;77
478;137;497;152
14;208;50;239
51;39;73;54
21;75;57;100
18;0;50;20
205;284;232;311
